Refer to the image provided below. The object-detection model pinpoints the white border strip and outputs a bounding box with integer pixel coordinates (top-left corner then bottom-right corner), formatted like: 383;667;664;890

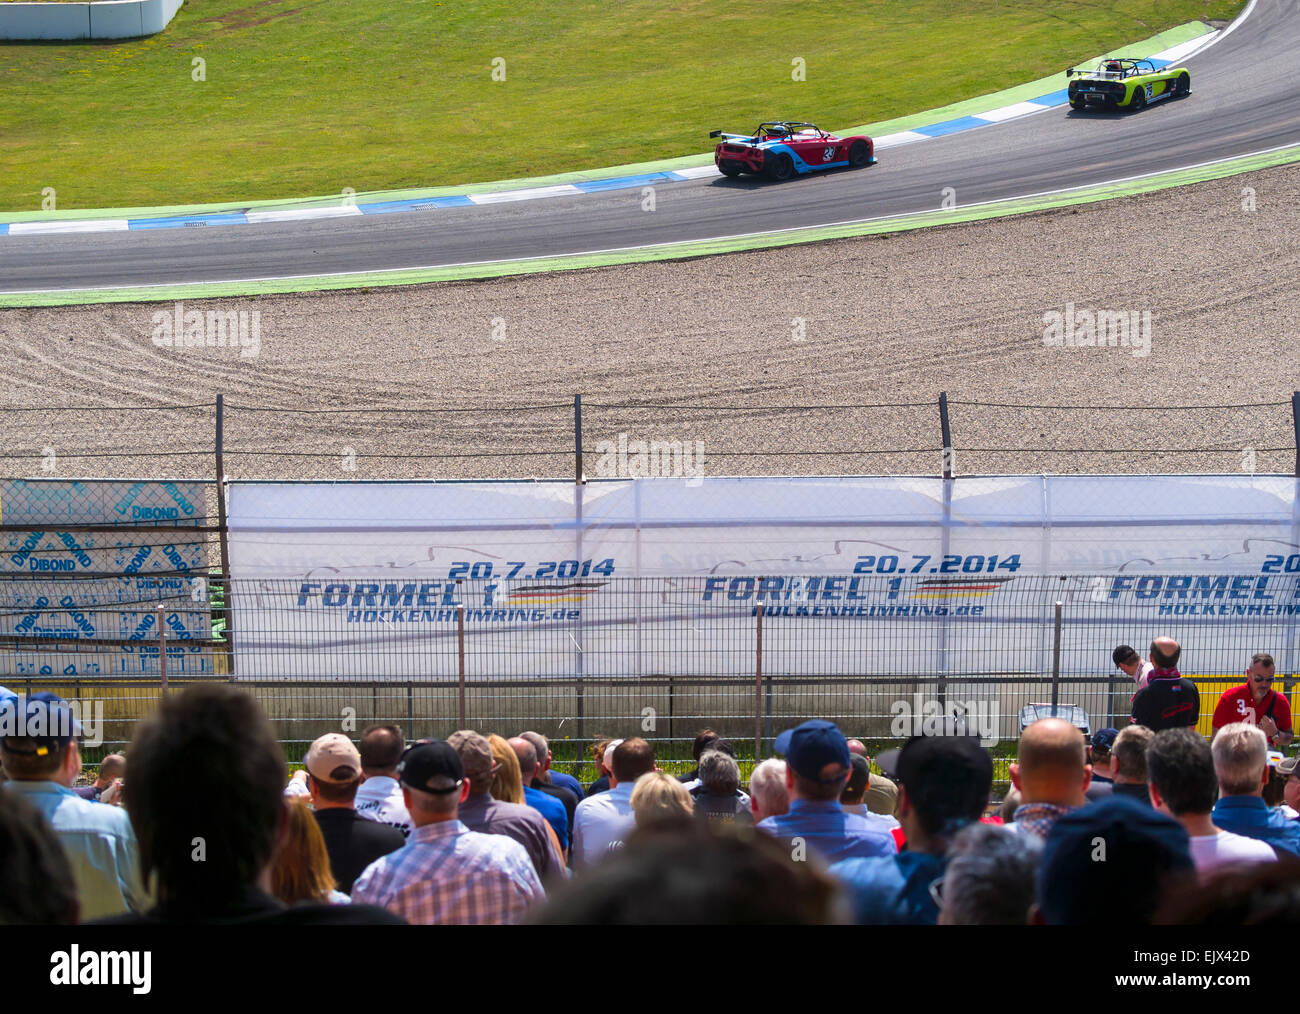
9;219;129;235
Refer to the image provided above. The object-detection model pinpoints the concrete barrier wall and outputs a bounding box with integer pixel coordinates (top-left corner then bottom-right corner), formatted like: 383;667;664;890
0;0;182;40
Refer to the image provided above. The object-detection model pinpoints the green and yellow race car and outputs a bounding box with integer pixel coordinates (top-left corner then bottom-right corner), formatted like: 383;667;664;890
1066;58;1190;112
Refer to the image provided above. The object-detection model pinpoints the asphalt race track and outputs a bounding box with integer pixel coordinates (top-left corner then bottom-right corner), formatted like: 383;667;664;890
3;0;1299;294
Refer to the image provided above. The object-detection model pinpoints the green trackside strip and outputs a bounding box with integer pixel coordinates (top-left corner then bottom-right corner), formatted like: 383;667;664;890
6;142;1296;309
0;21;1215;225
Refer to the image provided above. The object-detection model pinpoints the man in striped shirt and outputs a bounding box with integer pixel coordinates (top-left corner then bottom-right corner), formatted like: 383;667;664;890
352;740;544;925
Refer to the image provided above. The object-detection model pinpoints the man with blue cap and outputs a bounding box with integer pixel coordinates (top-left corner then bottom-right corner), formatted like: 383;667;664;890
1;692;148;919
757;719;897;863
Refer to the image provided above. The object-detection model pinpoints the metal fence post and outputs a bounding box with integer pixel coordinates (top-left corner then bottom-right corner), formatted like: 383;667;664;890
939;392;953;480
456;603;467;729
1292;391;1300;477
574;393;584;484
755;599;764;761
1051;600;1063;709
937;392;953;707
214;394;236;677
157;603;168;701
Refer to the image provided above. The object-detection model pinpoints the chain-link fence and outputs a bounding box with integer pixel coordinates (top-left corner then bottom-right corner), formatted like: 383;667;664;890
3;394;1298;480
9;575;1296;784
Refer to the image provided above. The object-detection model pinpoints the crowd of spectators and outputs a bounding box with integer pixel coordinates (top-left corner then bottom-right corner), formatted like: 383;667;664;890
2;641;1297;926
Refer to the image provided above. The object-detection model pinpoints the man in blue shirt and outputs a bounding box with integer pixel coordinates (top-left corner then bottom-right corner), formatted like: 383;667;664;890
510;736;569;852
831;733;993;924
1;693;149;920
1210;722;1300;858
758;719;896;864
519;730;581;833
519;730;584;799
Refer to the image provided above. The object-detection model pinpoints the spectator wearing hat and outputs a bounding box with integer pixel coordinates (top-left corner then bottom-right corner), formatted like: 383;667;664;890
1;692;148;920
1084;728;1117;803
1146;728;1276;876
1211;653;1293;749
306;733;405;894
840;754;899;830
1032;795;1195;924
451;730;564;879
519;731;581;831
749;758;790;823
1107;725;1155;807
73;753;125;803
831;734;993;924
846;738;900;819
351;740;544;924
758;720;896;864
1009;718;1092;840
1130;637;1200;732
94;685;404;925
692;750;753;828
1210;722;1300;858
572;737;656;869
1113;644;1155;690
353;725;413;839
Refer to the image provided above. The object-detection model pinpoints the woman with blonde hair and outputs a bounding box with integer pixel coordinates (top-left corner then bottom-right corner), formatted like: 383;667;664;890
489;733;566;861
489;733;526;803
630;770;695;830
270;798;349;904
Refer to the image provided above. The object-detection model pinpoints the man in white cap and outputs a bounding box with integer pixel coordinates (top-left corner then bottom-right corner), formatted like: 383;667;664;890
305;732;405;893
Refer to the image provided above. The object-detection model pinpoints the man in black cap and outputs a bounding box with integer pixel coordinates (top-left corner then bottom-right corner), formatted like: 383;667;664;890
1;692;148;920
830;734;993;924
757;720;896;863
1031;795;1194;924
1113;644;1154;690
1085;728;1118;802
351;740;545;924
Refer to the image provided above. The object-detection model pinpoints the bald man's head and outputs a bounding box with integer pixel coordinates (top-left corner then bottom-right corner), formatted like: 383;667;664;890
1150;636;1181;670
1010;719;1091;808
846;739;869;759
508;737;538;779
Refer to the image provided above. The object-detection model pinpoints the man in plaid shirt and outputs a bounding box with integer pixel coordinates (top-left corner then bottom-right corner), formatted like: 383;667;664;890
352;740;544;925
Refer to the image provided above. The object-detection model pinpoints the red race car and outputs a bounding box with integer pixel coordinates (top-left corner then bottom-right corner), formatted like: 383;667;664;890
709;122;876;181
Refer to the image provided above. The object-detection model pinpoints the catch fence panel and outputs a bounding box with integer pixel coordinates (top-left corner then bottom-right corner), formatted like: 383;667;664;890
12;574;1294;774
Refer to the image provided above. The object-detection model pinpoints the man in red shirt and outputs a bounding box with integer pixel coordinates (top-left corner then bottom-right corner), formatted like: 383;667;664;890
1211;653;1293;748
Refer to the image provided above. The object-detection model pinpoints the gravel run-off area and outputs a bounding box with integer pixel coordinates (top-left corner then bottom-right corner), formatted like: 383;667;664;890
2;163;1298;483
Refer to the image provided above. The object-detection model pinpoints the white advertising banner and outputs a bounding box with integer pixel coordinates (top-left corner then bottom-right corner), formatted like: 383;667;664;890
225;476;1300;680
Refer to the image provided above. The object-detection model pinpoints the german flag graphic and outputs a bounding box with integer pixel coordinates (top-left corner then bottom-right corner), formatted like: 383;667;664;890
507;582;607;606
912;577;1013;599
